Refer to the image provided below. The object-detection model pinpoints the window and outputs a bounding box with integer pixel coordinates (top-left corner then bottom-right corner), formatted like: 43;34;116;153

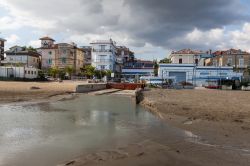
239;58;244;67
179;58;182;64
48;51;52;55
25;70;27;74
34;71;36;75
31;71;33;75
227;58;232;66
63;50;67;54
62;57;66;64
100;45;106;51
48;59;52;64
100;65;106;70
28;71;30;74
195;59;199;65
33;58;35;63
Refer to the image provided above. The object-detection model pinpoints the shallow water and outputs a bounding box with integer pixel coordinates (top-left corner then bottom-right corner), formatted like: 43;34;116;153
0;94;248;166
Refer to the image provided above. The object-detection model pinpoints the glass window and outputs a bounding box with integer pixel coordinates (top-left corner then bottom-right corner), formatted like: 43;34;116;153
179;58;182;64
227;58;232;66
28;71;30;74
239;59;244;67
100;45;106;51
62;57;66;64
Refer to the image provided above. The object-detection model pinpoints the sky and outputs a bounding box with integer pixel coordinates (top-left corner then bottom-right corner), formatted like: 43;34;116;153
1;0;250;60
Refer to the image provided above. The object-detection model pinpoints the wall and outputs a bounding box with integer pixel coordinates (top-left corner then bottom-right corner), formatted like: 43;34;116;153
170;54;205;66
0;66;38;79
76;84;107;93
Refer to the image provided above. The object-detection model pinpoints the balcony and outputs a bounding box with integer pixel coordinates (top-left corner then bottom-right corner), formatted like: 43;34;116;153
93;59;114;64
92;49;113;53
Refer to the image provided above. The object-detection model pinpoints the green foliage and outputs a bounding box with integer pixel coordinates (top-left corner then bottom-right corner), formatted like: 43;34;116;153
38;70;45;79
58;69;66;80
48;67;59;78
153;60;159;76
65;66;74;79
22;46;37;52
81;65;96;78
159;58;171;64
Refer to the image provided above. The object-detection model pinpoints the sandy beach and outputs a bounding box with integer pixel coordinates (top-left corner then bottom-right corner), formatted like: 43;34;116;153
0;81;86;103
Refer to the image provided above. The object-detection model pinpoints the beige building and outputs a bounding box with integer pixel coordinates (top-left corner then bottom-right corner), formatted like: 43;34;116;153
206;49;250;72
169;49;207;66
37;36;84;74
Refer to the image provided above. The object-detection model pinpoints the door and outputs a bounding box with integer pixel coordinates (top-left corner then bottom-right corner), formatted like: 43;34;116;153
169;72;186;83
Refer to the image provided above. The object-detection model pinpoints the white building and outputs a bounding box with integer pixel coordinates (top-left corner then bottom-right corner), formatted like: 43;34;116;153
158;64;242;87
0;66;39;79
90;39;117;71
169;49;210;66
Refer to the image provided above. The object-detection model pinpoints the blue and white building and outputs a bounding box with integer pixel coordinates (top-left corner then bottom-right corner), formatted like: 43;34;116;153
158;64;243;87
90;39;117;71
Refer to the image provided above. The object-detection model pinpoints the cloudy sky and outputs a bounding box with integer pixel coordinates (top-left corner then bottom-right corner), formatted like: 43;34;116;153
1;0;250;60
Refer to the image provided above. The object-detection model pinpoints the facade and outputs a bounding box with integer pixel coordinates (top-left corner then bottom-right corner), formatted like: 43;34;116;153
122;59;154;79
81;46;92;66
90;39;117;71
206;49;250;72
3;46;41;68
169;49;210;66
38;37;84;74
0;38;6;62
158;64;242;87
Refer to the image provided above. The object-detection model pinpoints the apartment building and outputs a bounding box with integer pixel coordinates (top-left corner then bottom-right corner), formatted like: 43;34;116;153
0;38;6;62
206;49;250;72
38;36;84;74
90;39;117;71
3;46;41;68
169;49;208;66
80;46;92;66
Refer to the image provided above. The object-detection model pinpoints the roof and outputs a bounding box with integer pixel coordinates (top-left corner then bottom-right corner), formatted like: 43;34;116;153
171;49;204;54
5;50;41;58
0;38;6;42
39;36;55;41
213;49;250;56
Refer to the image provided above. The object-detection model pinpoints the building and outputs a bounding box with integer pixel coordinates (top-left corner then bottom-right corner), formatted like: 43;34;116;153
80;46;92;66
90;39;117;71
206;49;250;73
169;49;211;66
0;66;39;79
158;64;242;87
122;59;154;80
37;36;84;74
0;38;6;62
3;46;41;68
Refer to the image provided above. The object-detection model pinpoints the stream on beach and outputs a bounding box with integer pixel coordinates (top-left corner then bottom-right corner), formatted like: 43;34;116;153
0;94;249;166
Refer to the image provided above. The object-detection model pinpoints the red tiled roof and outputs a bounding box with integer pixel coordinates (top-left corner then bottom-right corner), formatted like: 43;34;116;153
213;49;250;56
172;49;204;54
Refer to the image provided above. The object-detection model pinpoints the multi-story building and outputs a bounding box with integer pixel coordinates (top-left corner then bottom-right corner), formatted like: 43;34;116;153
122;59;154;80
38;36;84;74
80;46;92;66
169;49;210;66
90;39;117;71
0;38;6;62
3;46;41;68
206;49;250;73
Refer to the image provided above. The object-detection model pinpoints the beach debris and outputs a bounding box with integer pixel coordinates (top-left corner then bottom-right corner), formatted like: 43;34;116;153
30;86;41;90
65;160;75;165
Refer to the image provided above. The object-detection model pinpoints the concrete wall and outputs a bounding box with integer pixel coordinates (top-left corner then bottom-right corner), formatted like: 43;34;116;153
0;66;38;79
76;84;107;93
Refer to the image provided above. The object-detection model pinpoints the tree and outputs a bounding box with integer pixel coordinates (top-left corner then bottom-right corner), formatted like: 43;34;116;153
82;65;95;78
159;58;171;64
48;67;59;78
22;46;37;52
65;66;74;79
153;60;159;76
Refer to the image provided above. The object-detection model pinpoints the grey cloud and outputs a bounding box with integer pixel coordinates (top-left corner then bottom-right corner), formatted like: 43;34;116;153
2;0;250;50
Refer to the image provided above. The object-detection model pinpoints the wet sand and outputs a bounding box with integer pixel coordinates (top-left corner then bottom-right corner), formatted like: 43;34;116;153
58;89;250;166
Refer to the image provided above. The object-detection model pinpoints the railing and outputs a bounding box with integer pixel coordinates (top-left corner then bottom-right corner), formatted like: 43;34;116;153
93;59;114;63
92;49;112;53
